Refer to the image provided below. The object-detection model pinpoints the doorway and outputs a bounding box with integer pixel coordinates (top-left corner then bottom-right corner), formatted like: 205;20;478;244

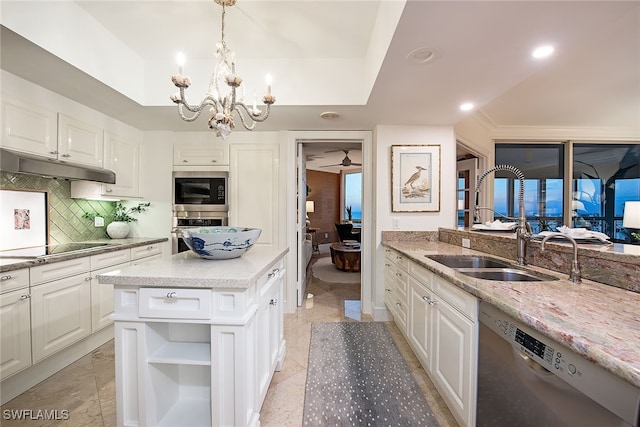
286;131;373;315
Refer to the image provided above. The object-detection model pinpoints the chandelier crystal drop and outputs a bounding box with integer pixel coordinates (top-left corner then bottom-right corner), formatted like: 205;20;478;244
170;0;275;140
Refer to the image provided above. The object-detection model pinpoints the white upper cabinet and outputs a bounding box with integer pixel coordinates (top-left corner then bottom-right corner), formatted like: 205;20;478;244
173;143;229;167
70;131;142;199
57;114;104;168
1;96;58;156
0;96;104;169
102;132;140;198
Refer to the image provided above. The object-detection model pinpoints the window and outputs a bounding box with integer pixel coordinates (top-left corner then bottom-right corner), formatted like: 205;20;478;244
344;171;362;223
493;142;640;242
494;144;564;233
573;143;640;241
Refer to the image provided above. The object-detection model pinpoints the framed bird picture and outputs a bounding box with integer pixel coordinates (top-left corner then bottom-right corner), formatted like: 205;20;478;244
391;144;441;212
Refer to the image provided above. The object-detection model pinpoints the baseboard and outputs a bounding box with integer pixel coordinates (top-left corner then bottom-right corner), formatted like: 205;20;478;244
1;326;114;405
371;302;393;322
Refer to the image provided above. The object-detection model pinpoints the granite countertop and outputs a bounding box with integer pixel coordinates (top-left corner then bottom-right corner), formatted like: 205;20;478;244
97;246;289;289
382;240;640;390
0;237;168;272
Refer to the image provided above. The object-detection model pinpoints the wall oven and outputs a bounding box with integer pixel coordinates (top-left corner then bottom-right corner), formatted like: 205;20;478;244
171;212;229;254
173;171;228;214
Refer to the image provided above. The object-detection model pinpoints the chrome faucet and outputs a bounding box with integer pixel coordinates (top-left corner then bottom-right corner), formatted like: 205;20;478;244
474;164;531;265
540;232;582;283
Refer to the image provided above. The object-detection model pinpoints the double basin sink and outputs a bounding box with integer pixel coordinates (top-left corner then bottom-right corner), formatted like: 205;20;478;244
425;255;558;282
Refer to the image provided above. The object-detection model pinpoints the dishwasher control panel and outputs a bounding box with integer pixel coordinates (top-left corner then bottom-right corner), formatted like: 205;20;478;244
479;302;640;426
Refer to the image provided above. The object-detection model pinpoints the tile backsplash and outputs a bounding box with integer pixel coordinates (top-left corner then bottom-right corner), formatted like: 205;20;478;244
1;172;115;245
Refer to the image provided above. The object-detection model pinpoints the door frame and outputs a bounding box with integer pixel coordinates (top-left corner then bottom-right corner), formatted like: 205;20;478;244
284;131;373;315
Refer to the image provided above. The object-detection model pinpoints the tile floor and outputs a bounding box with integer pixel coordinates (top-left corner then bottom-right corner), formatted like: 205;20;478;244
1;255;458;426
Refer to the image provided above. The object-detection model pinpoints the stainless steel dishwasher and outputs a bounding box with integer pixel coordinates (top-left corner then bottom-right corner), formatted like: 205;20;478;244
477;302;640;427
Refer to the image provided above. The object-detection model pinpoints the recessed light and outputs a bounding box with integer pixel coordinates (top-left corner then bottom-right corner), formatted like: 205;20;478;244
532;45;554;59
320;111;340;120
459;102;474;112
406;47;440;65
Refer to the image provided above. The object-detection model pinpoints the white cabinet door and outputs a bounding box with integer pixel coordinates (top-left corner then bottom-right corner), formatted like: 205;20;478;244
0;96;57;156
432;298;477;427
407;276;434;373
229;143;279;246
0;289;32;380
57;114;104;168
91;262;129;332
31;274;92;362
173;143;229;166
103;132;141;198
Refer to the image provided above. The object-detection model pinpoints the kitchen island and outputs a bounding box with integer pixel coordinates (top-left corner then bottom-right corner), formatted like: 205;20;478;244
98;246;288;427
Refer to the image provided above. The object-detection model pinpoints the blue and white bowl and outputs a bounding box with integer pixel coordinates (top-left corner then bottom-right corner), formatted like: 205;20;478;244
181;226;262;260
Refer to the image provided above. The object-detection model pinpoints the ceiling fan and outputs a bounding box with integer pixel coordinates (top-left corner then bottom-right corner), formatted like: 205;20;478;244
321;150;362;168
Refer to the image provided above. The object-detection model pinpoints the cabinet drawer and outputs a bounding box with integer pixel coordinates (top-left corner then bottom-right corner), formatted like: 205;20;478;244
131;243;162;261
1;268;29;294
30;257;90;285
139;288;212;319
91;249;131;270
408;262;433;290
384;249;409;271
432;274;478;320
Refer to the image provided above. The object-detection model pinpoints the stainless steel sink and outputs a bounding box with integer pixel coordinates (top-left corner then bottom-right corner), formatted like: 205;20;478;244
455;268;556;282
425;255;558;282
425;255;512;269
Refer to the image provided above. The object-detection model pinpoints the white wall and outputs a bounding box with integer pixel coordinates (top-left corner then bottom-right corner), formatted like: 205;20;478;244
371;125;457;319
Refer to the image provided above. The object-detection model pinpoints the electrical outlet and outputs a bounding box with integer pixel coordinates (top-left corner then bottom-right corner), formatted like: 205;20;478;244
324;233;328;239
392;218;400;230
94;216;105;227
462;238;471;248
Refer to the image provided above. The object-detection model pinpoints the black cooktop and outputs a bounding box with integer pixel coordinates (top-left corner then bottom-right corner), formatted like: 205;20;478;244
0;242;111;259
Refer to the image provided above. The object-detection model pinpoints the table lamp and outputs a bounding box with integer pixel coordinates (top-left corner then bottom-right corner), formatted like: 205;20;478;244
306;200;315;227
623;201;640;242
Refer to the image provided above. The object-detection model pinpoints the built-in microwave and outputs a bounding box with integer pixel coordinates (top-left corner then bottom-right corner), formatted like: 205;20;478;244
172;171;228;213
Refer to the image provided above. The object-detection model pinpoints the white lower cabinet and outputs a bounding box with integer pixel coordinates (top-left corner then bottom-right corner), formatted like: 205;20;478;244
0;289;32;379
386;253;478;427
383;249;409;332
30;273;92;363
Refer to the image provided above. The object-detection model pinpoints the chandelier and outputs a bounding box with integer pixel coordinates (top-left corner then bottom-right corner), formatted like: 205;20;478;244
170;0;275;140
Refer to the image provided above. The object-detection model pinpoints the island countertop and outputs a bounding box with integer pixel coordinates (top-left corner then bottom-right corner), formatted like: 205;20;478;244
382;239;640;390
98;246;289;289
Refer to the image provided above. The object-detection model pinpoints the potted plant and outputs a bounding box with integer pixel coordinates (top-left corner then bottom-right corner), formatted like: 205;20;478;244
345;205;353;223
83;202;151;239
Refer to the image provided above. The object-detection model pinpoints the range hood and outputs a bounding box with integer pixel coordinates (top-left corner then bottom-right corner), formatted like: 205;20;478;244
0;148;116;184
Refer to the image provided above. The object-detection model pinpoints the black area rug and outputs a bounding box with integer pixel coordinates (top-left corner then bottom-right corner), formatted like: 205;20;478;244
303;322;440;426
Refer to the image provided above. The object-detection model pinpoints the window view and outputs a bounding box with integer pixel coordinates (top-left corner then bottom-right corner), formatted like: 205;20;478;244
573;143;640;242
494;144;564;233
344;172;362;223
494;142;640;242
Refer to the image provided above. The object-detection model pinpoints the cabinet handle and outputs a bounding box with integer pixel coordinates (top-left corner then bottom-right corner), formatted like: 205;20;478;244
395;272;402;278
270;298;278;306
49;150;59;155
20;294;31;300
428;299;437;306
1;275;12;281
211;159;217;163
85;276;93;281
183;160;189;163
385;288;392;292
385;263;391;267
147;246;154;250
268;268;280;278
396;302;402;308
166;291;177;299
422;295;434;304
105;188;113;192
61;153;71;158
396;255;403;260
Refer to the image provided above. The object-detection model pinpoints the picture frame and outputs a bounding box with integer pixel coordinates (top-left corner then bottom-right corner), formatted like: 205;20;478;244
391;144;441;212
0;188;49;251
